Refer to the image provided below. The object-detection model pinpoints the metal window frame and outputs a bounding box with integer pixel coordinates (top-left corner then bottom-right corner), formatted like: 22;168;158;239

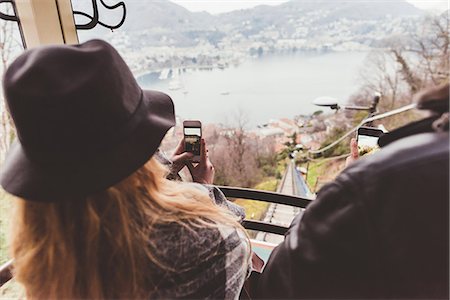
14;0;78;48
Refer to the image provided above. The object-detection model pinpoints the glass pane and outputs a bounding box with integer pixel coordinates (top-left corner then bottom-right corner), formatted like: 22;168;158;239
0;2;25;265
72;0;446;230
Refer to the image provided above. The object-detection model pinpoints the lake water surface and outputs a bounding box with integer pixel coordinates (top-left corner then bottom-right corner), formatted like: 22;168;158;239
138;52;369;127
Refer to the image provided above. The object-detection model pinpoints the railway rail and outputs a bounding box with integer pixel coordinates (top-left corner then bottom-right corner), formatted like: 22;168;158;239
256;162;312;244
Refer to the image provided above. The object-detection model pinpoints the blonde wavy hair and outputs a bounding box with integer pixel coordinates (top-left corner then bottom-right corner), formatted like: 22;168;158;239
10;157;249;299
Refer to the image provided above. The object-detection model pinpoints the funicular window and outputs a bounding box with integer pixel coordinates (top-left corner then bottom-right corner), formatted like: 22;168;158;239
70;0;449;237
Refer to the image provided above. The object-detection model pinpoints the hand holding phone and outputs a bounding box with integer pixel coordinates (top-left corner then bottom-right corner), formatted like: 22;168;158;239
170;139;194;175
186;138;215;184
345;138;359;167
346;126;385;168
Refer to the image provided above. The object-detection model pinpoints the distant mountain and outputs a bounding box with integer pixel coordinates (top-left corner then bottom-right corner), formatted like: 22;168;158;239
216;0;423;35
75;0;215;46
120;1;214;31
75;0;424;47
319;0;423;21
218;0;422;23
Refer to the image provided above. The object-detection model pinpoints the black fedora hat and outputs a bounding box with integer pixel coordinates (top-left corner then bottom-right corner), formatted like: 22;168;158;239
0;39;175;202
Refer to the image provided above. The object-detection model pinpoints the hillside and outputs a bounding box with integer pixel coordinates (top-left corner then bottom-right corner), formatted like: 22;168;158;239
75;0;423;47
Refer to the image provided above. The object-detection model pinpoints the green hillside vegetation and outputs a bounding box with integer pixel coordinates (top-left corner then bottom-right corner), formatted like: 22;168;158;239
303;158;346;193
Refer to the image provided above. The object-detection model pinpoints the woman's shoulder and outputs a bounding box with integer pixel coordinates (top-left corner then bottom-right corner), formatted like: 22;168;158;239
148;222;249;298
150;221;246;268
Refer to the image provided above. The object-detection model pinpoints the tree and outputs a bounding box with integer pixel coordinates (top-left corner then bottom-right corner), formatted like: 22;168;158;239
357;15;449;114
412;14;449;84
209;109;277;188
217;109;260;187
387;14;449;94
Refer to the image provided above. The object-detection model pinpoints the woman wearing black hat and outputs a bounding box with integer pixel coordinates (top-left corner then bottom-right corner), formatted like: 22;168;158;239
1;40;250;299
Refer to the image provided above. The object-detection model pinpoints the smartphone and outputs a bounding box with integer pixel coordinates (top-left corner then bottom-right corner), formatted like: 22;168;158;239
183;120;202;163
357;126;384;156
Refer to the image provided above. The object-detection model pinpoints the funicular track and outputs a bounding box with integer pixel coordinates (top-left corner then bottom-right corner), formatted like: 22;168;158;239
256;162;311;244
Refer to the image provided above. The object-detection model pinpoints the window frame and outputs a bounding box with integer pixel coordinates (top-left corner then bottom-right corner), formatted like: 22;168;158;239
14;0;78;48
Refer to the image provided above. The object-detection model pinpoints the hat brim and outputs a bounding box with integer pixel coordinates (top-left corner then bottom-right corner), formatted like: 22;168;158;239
0;90;175;202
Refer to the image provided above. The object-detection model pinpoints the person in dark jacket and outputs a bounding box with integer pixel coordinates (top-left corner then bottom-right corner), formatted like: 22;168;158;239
256;83;449;299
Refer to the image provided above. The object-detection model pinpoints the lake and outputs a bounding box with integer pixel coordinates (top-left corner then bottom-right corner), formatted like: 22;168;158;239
138;52;369;128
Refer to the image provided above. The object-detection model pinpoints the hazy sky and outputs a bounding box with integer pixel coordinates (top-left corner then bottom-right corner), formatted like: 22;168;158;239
170;0;449;14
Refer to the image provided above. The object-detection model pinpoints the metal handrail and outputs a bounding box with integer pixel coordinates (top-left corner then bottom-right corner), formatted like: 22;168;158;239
308;103;417;155
220;185;312;235
242;220;289;236
218;186;313;208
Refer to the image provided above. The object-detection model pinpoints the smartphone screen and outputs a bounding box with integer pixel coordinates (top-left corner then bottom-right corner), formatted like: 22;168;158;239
357;127;384;156
184;126;201;157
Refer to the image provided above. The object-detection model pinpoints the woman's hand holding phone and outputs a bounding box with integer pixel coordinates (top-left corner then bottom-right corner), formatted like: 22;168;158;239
171;139;194;174
186;139;215;184
170;138;214;184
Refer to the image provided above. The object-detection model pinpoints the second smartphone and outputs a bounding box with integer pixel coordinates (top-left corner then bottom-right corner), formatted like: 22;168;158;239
357;126;384;156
